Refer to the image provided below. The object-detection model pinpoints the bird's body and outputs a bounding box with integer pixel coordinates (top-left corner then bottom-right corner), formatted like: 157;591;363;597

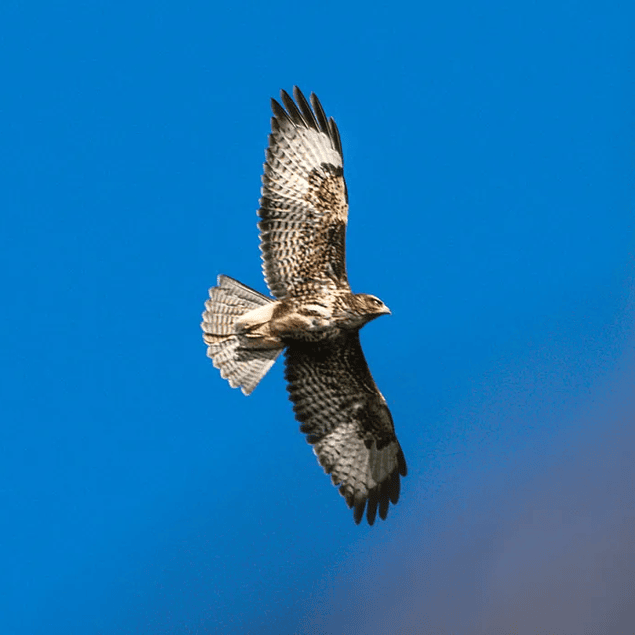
201;88;406;524
236;291;390;344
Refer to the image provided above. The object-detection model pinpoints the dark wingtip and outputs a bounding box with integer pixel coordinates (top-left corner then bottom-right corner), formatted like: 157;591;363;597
280;89;307;127
328;117;343;158
353;501;365;525
398;446;408;477
293;86;319;131
270;87;343;160
366;492;379;526
309;92;329;135
389;471;401;505
378;493;390;521
271;97;290;124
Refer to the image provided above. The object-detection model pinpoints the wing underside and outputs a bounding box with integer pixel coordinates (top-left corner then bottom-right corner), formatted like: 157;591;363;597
284;331;407;525
259;87;350;300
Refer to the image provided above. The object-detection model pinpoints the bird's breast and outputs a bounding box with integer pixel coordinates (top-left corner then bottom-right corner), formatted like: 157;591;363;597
270;301;340;342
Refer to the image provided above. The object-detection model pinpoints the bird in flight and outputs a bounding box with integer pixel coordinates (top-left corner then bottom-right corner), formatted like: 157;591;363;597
201;87;406;524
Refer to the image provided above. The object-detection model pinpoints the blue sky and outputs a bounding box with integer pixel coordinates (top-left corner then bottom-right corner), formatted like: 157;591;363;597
2;1;634;633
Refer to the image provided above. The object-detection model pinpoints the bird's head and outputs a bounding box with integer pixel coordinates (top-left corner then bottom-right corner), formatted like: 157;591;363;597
353;293;391;322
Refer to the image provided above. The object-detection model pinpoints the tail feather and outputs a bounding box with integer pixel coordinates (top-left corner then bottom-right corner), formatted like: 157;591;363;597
215;275;272;305
210;339;281;395
201;275;282;395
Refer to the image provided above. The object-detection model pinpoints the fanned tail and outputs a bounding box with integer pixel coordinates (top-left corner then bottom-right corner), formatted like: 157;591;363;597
201;275;282;395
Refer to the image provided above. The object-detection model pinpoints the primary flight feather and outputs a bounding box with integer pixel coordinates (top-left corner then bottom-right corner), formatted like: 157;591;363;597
201;87;406;525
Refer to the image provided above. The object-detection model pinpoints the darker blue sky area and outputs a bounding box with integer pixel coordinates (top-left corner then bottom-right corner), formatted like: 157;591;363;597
1;2;634;634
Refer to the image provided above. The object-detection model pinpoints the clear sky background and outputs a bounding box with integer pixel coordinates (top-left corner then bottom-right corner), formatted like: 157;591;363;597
2;2;634;634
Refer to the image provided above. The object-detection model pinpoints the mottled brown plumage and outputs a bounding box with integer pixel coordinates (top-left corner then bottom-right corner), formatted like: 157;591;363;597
201;87;406;524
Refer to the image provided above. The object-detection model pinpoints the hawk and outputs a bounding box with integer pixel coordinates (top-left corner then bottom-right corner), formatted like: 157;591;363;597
201;87;407;524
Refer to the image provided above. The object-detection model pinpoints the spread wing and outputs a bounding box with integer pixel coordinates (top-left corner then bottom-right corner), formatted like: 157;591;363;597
284;332;407;525
259;87;350;300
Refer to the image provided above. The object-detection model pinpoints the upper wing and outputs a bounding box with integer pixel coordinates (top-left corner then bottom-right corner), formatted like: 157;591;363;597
259;87;350;300
284;332;407;525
